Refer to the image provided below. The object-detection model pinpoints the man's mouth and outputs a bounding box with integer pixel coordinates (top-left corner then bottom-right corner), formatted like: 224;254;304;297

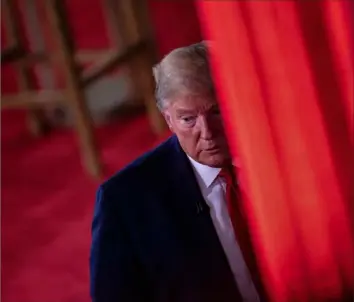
204;145;220;152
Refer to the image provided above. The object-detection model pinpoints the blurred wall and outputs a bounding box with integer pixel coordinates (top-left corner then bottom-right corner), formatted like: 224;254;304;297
147;0;203;58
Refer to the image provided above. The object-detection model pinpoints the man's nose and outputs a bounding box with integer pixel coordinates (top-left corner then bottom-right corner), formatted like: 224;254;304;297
198;116;213;139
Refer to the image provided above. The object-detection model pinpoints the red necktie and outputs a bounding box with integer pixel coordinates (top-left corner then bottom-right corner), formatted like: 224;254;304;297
219;166;266;301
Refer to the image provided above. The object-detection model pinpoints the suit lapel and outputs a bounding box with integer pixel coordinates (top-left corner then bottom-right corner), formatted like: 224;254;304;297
169;135;206;217
165;136;241;299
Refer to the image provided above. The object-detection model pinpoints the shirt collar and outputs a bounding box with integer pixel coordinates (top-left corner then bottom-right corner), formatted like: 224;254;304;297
187;156;221;189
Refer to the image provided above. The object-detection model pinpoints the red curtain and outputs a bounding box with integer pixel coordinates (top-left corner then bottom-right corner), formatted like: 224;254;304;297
197;1;353;301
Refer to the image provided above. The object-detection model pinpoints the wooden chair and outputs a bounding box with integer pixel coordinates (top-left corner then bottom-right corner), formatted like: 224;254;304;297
1;0;165;178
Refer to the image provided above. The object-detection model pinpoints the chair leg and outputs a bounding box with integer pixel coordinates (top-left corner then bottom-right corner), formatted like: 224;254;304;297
70;93;102;179
16;58;48;136
44;0;102;178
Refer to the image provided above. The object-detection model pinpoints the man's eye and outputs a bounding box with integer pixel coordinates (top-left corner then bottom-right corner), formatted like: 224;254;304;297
182;116;196;123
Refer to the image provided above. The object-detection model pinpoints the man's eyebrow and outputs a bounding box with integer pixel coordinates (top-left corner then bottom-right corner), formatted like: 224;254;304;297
175;109;196;115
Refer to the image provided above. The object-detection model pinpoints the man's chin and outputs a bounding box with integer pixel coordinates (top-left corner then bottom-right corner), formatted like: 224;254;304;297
200;152;229;168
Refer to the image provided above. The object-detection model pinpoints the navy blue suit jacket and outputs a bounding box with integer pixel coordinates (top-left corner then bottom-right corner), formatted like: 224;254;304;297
90;135;244;302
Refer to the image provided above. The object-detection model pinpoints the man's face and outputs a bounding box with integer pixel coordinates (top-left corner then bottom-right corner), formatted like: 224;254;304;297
163;94;230;167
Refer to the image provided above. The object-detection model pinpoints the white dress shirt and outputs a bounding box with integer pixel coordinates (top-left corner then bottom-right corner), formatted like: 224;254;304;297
188;156;260;302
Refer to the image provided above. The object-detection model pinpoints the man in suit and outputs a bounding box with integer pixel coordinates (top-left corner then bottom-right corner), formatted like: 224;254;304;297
90;42;265;302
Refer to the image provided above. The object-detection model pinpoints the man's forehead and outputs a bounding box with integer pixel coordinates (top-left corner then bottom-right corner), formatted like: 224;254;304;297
173;94;217;105
171;97;218;113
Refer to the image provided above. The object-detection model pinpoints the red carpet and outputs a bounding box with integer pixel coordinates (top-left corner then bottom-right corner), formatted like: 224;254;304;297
1;110;167;302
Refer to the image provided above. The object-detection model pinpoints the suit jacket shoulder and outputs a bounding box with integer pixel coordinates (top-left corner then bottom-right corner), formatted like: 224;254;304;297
100;135;177;200
102;135;177;189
